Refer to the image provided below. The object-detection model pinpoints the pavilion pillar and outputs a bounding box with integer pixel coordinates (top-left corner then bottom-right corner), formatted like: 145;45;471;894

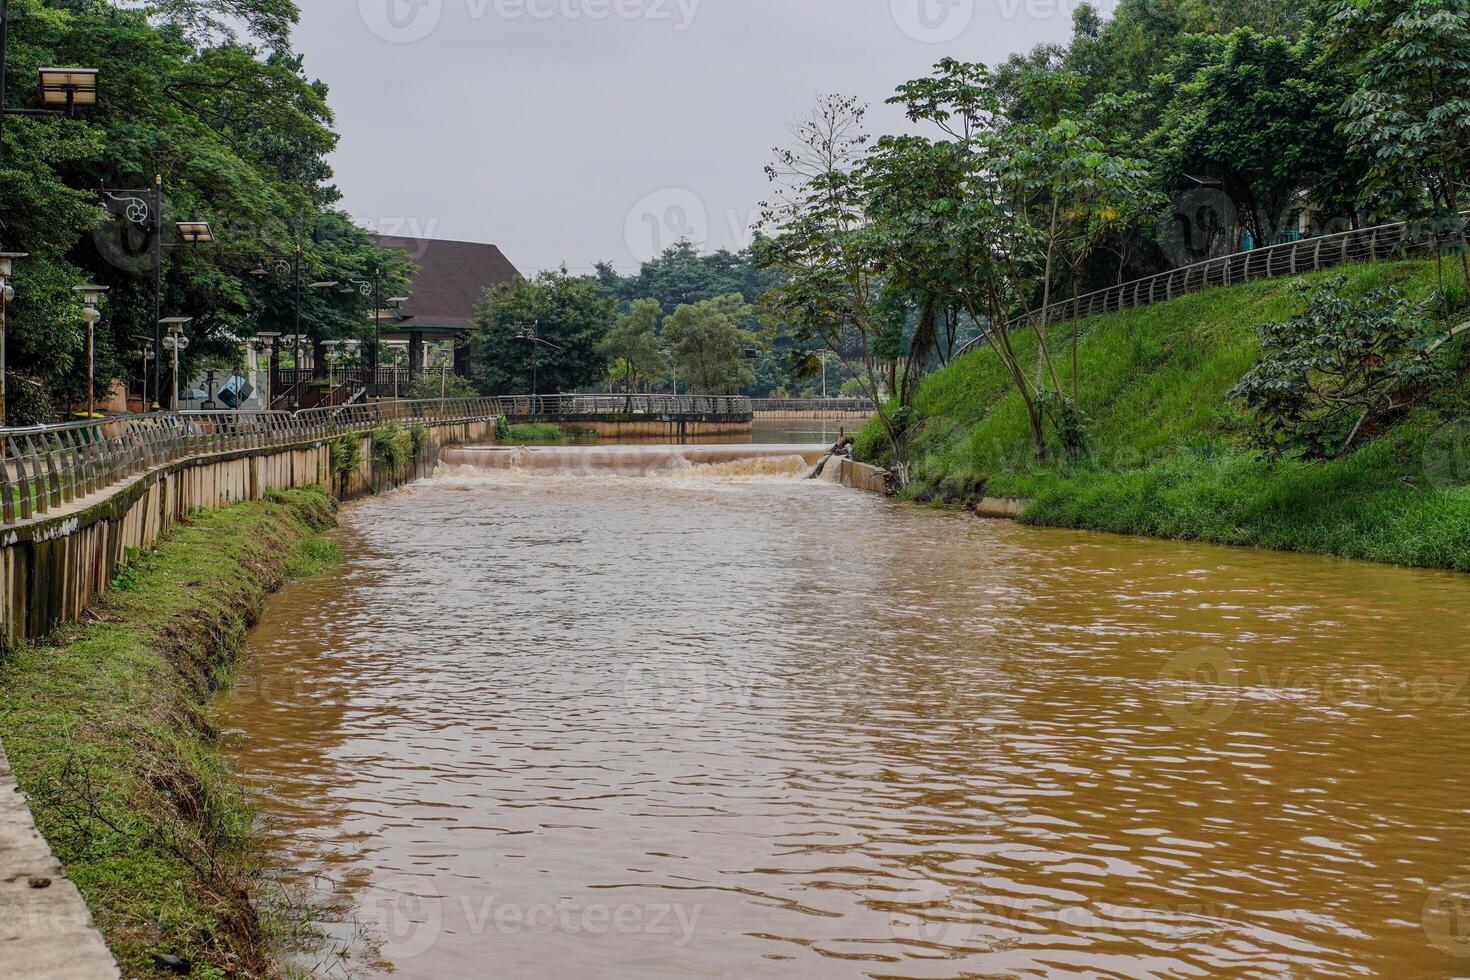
409;330;424;382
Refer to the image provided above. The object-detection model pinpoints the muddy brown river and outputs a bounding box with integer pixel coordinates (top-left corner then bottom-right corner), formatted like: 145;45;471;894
222;447;1470;978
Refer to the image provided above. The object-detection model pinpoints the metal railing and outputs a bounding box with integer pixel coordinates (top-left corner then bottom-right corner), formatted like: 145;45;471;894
492;394;753;418
750;398;877;414
0;398;500;526
957;213;1469;357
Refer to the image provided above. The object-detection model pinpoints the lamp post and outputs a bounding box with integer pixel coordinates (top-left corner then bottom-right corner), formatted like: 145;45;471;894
160;316;192;412
516;322;561;396
254;331;281;410
0;251;24;427
660;346;677;396
73;285;109;419
100;182;211;407
311;273;405;398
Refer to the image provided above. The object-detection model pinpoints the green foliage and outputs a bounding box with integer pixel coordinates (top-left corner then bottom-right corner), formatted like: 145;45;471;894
0;0;409;420
371;424;412;479
662;294;756;394
406;372;477;400
469;269;616;394
504;423;595;444
855;260;1470;569
0;489;338;976
1327;0;1470;286
1229;277;1457;459
600;298;663;392
1149;29;1366;247
328;433;361;482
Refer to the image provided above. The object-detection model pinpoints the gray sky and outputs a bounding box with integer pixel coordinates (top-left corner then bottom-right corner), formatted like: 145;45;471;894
297;0;1086;275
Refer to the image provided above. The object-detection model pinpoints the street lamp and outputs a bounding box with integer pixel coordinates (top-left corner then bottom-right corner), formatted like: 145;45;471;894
0;0;99;169
38;67;98;114
516;323;561;396
174;221;214;245
74;285;109;419
659;346;677;396
254;331;282;409
160;316;192;412
0;251;25;426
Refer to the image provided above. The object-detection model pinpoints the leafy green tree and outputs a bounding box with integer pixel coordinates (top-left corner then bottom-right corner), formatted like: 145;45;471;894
1150;29;1366;249
662;294;755;395
1327;0;1470;292
468;269;615;395
0;0;405;418
599;298;662;392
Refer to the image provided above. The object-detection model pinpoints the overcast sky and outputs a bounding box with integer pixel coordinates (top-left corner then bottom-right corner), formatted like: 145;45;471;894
295;0;1087;275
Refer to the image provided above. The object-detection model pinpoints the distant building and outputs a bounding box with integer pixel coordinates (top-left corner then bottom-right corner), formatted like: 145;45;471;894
375;236;522;378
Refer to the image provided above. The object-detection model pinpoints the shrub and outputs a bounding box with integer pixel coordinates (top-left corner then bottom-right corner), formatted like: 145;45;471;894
372;423;413;479
329;434;362;483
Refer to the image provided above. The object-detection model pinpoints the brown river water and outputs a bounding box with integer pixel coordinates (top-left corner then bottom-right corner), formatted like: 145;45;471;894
221;442;1470;979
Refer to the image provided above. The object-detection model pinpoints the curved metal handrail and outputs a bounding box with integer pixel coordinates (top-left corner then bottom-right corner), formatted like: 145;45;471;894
0;398;501;526
956;212;1470;358
491;394;753;418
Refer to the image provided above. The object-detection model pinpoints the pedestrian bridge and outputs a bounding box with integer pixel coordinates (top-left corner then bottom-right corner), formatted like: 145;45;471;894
491;394;752;424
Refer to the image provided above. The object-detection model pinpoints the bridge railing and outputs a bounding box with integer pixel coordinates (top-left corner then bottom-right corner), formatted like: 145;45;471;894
493;394;752;418
957;212;1470;357
750;398;877;414
0;398;499;526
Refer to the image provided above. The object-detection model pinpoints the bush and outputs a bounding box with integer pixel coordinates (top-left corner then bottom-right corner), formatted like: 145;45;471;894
329;434;362;483
372;423;413;479
407;372;477;400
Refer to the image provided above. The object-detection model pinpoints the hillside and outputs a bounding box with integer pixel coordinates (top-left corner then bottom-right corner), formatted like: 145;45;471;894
855;260;1470;571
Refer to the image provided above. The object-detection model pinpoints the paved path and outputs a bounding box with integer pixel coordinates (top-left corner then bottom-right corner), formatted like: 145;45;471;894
0;738;119;979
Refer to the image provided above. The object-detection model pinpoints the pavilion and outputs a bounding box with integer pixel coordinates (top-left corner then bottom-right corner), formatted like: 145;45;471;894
375;236;521;381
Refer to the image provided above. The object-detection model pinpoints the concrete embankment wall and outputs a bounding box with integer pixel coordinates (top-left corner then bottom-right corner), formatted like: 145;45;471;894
812;455;892;495
0;417;496;648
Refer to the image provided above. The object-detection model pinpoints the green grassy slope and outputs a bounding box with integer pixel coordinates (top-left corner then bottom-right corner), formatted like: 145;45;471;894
855;260;1470;570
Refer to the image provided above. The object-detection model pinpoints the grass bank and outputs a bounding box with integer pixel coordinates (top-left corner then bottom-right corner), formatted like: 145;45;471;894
0;487;340;978
504;422;600;443
855;259;1470;570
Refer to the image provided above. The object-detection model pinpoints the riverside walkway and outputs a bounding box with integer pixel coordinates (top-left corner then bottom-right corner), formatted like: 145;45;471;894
0;740;118;978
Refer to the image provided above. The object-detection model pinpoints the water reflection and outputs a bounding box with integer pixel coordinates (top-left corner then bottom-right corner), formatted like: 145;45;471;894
222;457;1470;978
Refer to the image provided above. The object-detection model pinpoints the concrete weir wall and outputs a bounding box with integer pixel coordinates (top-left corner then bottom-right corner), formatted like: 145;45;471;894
0;417;497;649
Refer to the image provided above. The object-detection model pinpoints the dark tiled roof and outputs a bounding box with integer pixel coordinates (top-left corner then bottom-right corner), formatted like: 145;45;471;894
376;236;522;332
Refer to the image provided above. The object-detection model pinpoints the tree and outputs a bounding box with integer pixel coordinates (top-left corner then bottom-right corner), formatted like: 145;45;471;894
758;96;927;476
1150;29;1367;249
0;0;404;418
1230;277;1469;458
468;269;615;395
662;295;755;395
600;298;662;392
1327;0;1470;293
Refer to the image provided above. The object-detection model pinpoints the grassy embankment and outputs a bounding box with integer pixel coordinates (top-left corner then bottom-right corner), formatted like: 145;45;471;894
503;422;599;443
0;488;340;978
855;260;1470;570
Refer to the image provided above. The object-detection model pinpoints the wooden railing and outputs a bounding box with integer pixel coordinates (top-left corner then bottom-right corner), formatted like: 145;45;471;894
0;398;499;526
493;394;753;419
957;213;1469;357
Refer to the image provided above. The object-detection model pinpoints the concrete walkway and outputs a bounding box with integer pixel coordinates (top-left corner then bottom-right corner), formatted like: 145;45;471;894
0;738;119;979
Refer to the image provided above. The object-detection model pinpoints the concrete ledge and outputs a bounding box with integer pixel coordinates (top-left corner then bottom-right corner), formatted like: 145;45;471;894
0;739;119;980
972;496;1029;519
811;455;892;495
